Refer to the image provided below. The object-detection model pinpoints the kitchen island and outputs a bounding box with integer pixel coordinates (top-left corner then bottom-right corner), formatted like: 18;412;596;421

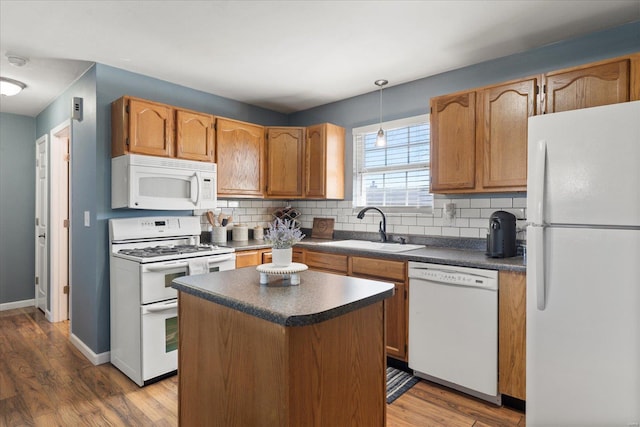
172;267;394;427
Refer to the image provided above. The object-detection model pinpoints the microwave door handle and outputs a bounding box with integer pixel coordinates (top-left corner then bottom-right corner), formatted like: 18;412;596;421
190;173;200;205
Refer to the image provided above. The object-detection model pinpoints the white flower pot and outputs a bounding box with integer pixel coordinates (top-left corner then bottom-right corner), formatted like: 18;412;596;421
271;248;292;267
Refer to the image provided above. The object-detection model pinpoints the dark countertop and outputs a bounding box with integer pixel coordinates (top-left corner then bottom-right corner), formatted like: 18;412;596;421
221;238;526;273
172;267;395;326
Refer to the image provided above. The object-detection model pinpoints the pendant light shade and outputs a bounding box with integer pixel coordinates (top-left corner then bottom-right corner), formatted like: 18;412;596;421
0;77;26;96
374;79;388;147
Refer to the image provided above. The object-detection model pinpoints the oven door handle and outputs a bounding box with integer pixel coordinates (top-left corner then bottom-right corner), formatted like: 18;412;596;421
206;254;234;264
145;301;178;313
144;263;189;272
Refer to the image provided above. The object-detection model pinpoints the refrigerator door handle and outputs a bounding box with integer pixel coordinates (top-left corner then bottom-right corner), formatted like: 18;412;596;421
530;225;546;310
529;139;547;225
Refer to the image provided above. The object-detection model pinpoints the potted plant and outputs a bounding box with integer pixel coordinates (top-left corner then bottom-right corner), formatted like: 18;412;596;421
264;217;305;267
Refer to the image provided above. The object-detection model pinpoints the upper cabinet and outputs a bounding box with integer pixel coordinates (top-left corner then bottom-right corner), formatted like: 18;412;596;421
431;77;536;193
431;52;639;194
544;54;639;113
112;96;174;158
430;92;477;192
175;109;215;162
478;78;537;191
265;123;346;200
112;96;214;162
305;123;345;199
216;117;265;198
265;127;305;198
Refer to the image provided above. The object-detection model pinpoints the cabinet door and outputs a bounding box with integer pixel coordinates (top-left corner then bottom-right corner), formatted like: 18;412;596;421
266;127;304;198
128;98;174;157
176;110;215;162
350;256;407;361
385;282;407;361
216;118;265;197
545;58;630;113
305;124;345;200
304;251;348;274
430;92;476;192
498;270;526;400
235;250;261;268
479;78;537;190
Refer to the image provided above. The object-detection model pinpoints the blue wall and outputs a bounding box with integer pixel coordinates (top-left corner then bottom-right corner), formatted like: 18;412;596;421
289;20;640;198
0;113;36;305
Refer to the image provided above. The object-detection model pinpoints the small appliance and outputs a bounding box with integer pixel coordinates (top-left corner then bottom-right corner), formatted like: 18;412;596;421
486;210;516;258
111;153;217;210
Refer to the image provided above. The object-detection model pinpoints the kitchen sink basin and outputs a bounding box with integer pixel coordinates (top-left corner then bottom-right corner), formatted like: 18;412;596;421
317;240;424;253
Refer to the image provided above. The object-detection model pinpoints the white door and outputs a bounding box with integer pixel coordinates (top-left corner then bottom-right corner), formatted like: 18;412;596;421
35;135;48;313
528;101;640;227
526;227;640;425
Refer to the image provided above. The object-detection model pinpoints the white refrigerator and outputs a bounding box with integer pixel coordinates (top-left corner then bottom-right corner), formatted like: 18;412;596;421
526;101;640;426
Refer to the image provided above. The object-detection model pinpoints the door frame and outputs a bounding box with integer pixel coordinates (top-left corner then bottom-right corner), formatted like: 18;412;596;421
49;120;72;323
35;134;49;318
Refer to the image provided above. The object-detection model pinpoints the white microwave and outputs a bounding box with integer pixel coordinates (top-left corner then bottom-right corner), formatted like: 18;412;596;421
112;154;217;210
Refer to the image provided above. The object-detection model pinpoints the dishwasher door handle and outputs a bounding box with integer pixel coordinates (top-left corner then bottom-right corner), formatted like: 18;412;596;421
410;277;497;291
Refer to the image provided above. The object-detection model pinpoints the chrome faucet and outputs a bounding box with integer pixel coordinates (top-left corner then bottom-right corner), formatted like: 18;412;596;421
356;207;387;242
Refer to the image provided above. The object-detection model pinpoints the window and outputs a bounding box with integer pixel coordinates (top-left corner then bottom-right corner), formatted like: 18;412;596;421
353;114;432;211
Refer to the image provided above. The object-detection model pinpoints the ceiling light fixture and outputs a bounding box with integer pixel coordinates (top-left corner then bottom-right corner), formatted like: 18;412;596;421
374;79;388;147
7;55;29;67
0;77;27;96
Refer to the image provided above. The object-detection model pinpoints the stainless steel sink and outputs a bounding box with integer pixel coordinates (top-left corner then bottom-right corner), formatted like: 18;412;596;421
317;239;424;253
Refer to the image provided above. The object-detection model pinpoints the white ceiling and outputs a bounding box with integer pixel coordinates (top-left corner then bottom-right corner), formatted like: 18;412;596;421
1;1;639;117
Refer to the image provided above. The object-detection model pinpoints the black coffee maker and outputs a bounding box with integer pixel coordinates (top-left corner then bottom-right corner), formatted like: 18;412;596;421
486;211;517;258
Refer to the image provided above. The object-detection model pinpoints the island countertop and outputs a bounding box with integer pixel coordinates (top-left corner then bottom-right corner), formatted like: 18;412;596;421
172;267;395;327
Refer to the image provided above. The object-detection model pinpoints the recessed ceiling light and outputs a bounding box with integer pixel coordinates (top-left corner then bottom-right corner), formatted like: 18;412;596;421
0;77;27;96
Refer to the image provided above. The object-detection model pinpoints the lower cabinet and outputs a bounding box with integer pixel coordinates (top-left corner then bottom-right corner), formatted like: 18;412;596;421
235;248;272;268
302;249;407;361
498;270;526;400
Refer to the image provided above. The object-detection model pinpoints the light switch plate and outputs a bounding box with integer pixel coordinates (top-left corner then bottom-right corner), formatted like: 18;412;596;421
84;211;90;227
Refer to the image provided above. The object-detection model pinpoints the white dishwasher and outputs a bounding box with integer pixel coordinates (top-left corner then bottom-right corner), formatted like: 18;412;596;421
408;261;501;405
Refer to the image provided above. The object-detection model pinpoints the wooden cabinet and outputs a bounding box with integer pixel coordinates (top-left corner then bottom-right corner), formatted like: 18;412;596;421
112;96;214;162
265;127;305;198
430;77;536;194
305;123;345;199
498;270;526;400
430;53;639;194
175;109;215;162
216;117;265;198
544;54;640;113
112;96;174;158
235;248;272;268
304;251;348;275
478;78;537;191
350;257;408;361
430;92;477;192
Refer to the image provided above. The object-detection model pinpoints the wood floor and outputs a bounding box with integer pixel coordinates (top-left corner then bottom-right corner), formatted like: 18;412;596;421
0;307;525;426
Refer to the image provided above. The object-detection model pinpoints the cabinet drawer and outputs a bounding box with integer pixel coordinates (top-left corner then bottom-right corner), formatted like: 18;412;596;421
305;251;348;274
350;257;405;281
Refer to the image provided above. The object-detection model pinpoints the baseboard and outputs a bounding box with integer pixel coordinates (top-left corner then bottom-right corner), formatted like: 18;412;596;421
69;333;111;366
0;298;35;311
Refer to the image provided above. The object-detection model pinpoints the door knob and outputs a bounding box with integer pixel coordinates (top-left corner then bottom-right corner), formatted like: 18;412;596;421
38;233;46;238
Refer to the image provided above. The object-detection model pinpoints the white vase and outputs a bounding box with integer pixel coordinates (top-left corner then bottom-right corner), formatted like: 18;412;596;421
271;247;292;267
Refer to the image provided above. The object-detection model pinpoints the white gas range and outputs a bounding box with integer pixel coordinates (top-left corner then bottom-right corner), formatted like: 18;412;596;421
109;216;235;386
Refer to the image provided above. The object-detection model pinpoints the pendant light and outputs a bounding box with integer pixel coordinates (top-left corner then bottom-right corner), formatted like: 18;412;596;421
374;79;388;147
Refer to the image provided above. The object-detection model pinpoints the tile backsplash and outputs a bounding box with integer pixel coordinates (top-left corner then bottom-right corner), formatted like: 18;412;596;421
195;194;527;242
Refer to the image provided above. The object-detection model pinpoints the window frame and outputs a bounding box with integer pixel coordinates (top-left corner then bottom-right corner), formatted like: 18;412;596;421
352;114;432;213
